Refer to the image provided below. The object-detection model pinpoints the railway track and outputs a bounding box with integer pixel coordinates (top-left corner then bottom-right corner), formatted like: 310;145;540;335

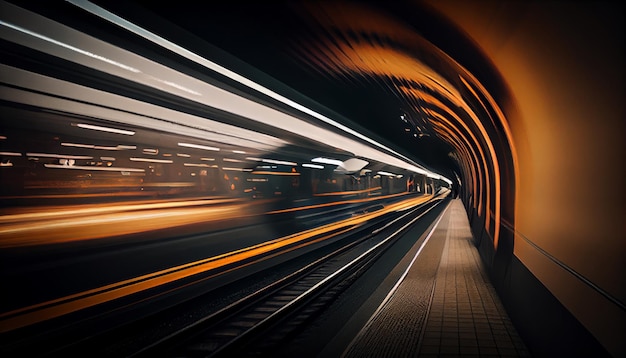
130;197;445;357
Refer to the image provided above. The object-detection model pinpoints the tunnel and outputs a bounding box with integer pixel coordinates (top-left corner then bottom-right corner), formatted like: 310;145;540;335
0;0;624;356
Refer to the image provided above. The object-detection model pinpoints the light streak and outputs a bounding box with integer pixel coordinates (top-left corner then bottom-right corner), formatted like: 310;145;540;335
260;158;298;166
312;157;343;166
27;153;92;160
129;157;173;163
250;170;299;176
177;142;220;151
44;164;144;172
0;19;141;73
0;194;433;332
183;163;214;167
76;123;135;135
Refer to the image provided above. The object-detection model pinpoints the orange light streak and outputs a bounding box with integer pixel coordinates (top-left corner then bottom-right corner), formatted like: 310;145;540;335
313;186;382;197
267;191;413;214
0;194;433;332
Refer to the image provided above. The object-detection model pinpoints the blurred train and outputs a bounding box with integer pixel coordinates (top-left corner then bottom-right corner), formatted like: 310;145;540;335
0;0;449;207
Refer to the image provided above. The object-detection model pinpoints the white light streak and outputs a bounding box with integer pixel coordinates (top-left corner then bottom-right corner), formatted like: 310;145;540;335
129;157;173;163
222;167;252;172
44;164;144;172
177;142;220;151
302;163;324;169
261;158;298;166
61;142;95;149
0;152;22;156
0;19;141;73
26;152;92;160
77;123;135;135
312;157;343;166
153;78;201;96
183;163;214;167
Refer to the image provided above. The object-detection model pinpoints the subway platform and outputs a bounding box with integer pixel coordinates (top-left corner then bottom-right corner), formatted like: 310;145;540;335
342;199;531;357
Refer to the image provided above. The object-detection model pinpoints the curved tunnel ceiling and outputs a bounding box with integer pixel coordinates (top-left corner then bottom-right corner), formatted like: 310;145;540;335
86;0;516;246
87;1;506;171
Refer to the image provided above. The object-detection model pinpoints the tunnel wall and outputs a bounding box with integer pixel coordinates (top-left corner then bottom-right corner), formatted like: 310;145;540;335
426;1;625;356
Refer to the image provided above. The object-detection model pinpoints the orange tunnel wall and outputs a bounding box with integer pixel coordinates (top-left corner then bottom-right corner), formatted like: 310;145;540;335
425;1;625;356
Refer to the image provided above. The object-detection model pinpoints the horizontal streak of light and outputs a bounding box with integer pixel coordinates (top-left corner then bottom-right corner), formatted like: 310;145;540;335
0;152;21;156
0;19;141;73
314;186;382;197
177;142;219;151
270;191;414;214
312;157;342;166
61;142;94;149
129;157;172;163
302;163;324;169
62;143;137;151
176;153;190;157
250;171;300;176
153;78;201;96
141;182;196;187
44;164;144;172
100;156;115;161
0;197;240;224
222;167;252;172
0;194;432;332
76;123;135;135
27;153;92;160
377;171;396;176
183;163;217;168
260;158;298;166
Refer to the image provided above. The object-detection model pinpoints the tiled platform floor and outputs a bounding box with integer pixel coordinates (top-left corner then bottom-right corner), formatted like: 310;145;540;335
344;199;530;357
